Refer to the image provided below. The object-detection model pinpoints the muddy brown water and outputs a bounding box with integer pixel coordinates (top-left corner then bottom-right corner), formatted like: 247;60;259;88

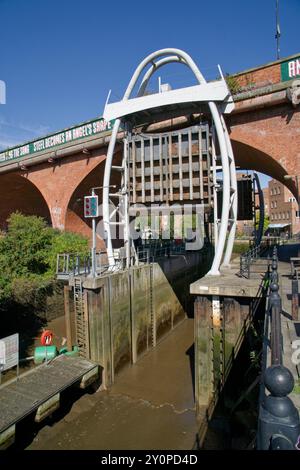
26;318;198;450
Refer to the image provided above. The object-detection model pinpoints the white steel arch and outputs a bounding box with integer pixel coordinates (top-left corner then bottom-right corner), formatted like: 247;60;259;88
102;48;237;275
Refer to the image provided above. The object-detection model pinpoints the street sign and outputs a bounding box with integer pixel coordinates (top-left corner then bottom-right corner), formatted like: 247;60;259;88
84;195;99;218
0;334;19;372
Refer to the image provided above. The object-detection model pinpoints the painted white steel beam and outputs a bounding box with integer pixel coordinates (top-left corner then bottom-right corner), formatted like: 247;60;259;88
103;82;232;122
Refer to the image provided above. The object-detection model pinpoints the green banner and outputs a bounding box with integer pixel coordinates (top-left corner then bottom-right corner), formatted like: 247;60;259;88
0;117;114;163
281;56;300;82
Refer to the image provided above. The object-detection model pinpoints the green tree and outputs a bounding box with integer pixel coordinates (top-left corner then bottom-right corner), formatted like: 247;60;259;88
0;212;54;278
0;212;89;304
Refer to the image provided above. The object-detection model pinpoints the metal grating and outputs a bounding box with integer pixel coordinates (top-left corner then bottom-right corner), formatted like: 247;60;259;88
128;124;211;206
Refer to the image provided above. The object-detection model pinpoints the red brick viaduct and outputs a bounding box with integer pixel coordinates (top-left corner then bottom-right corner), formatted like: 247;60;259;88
0;53;299;245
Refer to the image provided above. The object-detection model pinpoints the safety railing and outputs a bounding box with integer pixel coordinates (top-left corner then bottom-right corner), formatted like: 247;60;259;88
223;271;269;386
239;239;274;279
257;247;300;450
134;240;186;264
56;253;91;277
56;240;190;278
56;252;107;277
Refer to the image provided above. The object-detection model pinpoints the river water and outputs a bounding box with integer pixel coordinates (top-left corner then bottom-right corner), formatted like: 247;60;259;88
27;318;198;450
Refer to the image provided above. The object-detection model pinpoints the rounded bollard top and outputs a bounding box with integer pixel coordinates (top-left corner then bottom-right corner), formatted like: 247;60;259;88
270;281;279;294
264;365;294;397
272;258;278;269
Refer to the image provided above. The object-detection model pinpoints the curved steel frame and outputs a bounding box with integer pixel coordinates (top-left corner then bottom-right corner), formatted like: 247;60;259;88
102;48;237;275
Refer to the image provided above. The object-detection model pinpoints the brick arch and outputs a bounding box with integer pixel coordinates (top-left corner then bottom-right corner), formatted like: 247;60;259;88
231;139;298;197
228;104;300;198
20;147;110;230
65;148;123;247
0;173;51;230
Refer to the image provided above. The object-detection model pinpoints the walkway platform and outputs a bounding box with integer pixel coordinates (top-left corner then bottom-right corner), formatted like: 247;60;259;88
190;260;265;298
0;355;99;449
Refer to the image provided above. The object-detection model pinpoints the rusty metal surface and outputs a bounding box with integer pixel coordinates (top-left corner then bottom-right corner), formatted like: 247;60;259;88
129;125;211;205
0;355;97;433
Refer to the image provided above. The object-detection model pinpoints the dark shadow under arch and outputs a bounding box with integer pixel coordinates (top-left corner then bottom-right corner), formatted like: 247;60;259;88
0;173;51;230
231;139;298;198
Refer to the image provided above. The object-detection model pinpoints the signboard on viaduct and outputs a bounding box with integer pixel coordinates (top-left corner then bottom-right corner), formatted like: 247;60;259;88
281;56;300;81
0;117;113;163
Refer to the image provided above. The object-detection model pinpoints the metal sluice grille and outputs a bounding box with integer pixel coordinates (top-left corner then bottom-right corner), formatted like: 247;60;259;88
128;124;211;206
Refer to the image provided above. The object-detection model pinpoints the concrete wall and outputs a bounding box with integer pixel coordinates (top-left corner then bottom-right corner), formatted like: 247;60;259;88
194;294;259;425
85;251;212;388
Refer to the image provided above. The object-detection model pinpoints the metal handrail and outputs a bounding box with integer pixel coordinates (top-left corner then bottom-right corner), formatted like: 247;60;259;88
257;247;300;450
239;239;273;278
56;240;193;278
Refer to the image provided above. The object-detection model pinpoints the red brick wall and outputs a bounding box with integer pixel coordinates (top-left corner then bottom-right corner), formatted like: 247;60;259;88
22;148;107;230
227;104;300;198
234;62;281;89
0;146;125;246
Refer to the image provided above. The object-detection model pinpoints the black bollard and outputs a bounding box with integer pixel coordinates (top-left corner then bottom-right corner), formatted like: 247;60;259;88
292;272;299;322
270;282;282;365
270;257;279;284
257;365;300;450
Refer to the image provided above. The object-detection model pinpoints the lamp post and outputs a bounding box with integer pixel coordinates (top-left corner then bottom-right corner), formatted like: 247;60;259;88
284;174;300;218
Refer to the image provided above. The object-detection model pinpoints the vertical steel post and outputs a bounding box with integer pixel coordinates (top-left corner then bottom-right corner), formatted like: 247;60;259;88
91;188;96;277
64;285;72;352
211;123;219;249
123;135;131;269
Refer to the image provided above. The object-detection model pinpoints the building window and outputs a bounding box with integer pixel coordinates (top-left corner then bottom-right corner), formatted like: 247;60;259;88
275;214;278;220
282;212;285;219
277;187;281;195
271;201;273;209
274;201;277;208
287;211;290;219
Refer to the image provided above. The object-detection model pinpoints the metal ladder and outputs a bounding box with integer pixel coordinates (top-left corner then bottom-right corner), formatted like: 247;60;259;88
73;277;88;357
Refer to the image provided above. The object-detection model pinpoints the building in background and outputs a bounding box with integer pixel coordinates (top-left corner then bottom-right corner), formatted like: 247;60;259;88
268;179;300;236
262;188;269;218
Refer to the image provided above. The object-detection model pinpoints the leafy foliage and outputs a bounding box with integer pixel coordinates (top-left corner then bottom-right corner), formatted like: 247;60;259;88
225;74;242;95
0;212;89;304
0;213;54;278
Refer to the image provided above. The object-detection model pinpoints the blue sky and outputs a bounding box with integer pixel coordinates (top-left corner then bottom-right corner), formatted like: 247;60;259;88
0;0;299;187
